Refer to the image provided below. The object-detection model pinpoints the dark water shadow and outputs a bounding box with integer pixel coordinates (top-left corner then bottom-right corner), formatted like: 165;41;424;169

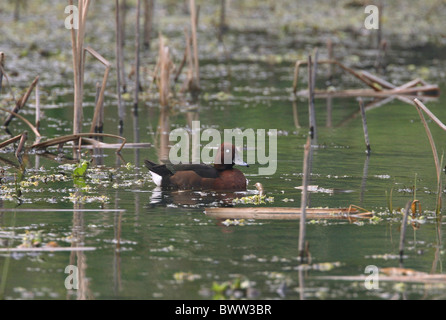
145;187;251;209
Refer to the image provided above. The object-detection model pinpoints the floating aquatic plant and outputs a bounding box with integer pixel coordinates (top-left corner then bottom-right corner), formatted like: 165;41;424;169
232;194;274;205
221;219;246;226
173;272;201;283
211;275;257;300
72;160;90;178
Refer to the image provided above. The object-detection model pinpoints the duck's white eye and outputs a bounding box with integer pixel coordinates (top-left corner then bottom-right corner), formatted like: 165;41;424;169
225;149;230;153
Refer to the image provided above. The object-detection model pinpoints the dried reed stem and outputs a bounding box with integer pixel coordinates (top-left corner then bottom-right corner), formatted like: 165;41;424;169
143;0;153;49
15;131;27;160
326;39;333;82
115;0;125;132
359;99;371;155
32;133;127;154
307;55;316;141
293;59;385;95
0;134;23;150
0;106;40;137
4;75;39;127
218;0;227;42
399;201;412;264
134;0;141;113
413;99;441;182
35;82;40;132
83;47;111;134
298;137;311;262
189;0;200;90
70;0;91;135
0;53;16;102
0;52;4;95
158;35;171;107
413;98;443;213
117;0;127;93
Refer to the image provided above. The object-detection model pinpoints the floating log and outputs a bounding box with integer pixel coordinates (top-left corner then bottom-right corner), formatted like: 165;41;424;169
0;247;96;252
31;133;127;153
296;85;440;99
205;206;373;221
293;58;440;98
314;271;446;284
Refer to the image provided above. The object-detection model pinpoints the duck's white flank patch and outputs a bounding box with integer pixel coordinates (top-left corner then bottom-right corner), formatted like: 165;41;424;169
150;171;162;187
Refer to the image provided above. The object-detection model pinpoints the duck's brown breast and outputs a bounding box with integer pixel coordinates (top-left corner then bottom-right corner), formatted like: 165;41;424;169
212;169;247;191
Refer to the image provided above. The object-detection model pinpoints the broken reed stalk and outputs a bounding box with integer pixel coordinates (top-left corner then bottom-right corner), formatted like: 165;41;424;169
311;49;318;141
0;52;4;94
134;0;141;113
4;75;39;128
413;99;441;181
359;99;371;155
115;0;125;133
0;133;23;149
35;82;40;132
174;10;199;83
437;154;444;214
0;106;40;137
15;131;27;159
0;54;16;102
326;39;333;82
307;55;316;142
143;0;153;49
174;6;198;82
83;46;111;134
293;59;386;96
189;0;200;91
377;2;383;49
205;207;373;220
399;201;412;264
218;0;227;42
158;36;171;107
298;137;311;262
93;82;101;132
413;98;443;213
31;133;127;154
70;0;91;135
183;29;194;92
117;0;127;93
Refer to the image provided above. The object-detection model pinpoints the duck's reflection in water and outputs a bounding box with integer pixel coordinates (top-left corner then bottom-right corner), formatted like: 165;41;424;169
147;187;254;208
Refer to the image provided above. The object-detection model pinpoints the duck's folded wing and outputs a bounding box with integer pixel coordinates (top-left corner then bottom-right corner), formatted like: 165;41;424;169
144;160;174;176
171;164;219;178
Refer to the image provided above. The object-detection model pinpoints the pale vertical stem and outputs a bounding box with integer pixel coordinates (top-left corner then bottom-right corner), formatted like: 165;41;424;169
310;49;318;142
399;201;412;265
70;0;79;134
35;82;40;132
134;0;141;113
143;0;154;49
359;99;371;155
298;137;311;261
15;131;27;160
0;52;4;95
307;55;316;142
116;0;125;133
119;0;127;92
218;0;226;42
413;99;440;183
189;0;199;88
326;39;333;81
377;1;383;49
158;36;170;107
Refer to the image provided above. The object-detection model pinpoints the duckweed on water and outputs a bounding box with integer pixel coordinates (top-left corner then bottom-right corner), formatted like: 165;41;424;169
232;194;274;205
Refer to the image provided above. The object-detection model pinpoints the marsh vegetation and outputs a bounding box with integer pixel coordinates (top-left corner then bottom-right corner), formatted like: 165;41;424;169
0;0;446;300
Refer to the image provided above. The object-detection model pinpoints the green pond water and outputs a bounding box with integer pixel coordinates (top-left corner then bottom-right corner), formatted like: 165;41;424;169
1;1;446;300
